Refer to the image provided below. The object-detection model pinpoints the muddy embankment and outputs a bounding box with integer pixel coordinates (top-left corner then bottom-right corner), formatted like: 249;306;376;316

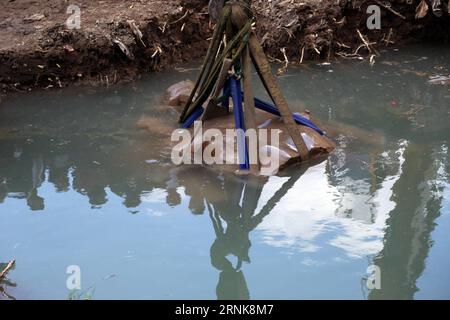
0;0;449;98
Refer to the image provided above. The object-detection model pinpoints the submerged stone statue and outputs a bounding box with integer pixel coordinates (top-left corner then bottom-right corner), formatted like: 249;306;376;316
172;0;335;175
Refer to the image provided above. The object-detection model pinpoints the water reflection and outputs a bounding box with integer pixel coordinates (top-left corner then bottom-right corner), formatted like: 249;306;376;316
196;167;308;299
369;144;448;299
0;45;449;299
1;131;448;298
177;138;448;299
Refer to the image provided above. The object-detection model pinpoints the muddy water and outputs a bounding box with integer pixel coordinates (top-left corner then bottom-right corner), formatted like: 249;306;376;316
0;44;449;300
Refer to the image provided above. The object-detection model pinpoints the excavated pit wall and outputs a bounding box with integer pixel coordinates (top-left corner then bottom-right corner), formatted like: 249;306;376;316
0;0;448;98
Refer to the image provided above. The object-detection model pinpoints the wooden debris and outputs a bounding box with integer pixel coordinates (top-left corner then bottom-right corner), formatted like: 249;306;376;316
276;47;289;76
357;29;380;56
169;10;190;25
113;39;134;60
374;0;406;20
415;0;429;19
428;75;450;85
151;45;163;58
0;260;15;279
369;54;376;67
383;28;395;45
299;45;305;64
128;20;146;47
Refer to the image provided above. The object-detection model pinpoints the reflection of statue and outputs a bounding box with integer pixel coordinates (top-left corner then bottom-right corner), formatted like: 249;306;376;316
207;177;262;300
178;164;310;299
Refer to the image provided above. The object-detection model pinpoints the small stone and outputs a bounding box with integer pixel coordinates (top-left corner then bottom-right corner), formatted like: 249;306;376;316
165;80;195;107
63;44;75;52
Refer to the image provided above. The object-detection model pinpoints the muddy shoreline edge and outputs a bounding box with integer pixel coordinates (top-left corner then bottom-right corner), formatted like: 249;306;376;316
1;0;449;99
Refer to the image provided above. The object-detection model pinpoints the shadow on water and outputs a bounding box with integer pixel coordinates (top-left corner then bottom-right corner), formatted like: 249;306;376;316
0;44;449;299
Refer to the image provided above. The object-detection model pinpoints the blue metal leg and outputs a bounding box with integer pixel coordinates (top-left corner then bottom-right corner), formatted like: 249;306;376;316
181;106;204;129
253;97;325;136
230;77;249;170
222;79;231;110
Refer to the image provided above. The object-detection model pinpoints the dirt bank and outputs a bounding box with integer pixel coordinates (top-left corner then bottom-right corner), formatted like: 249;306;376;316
254;0;449;62
0;0;211;96
1;0;449;98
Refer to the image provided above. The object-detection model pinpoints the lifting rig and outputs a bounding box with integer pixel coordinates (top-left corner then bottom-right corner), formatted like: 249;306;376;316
179;0;324;173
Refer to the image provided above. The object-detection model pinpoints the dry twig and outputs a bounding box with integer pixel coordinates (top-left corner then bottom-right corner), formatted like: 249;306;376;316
277;47;289;75
299;45;305;64
357;29;380;55
374;0;406;19
128;20;146;47
170;10;189;25
415;0;429;19
0;260;15;279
